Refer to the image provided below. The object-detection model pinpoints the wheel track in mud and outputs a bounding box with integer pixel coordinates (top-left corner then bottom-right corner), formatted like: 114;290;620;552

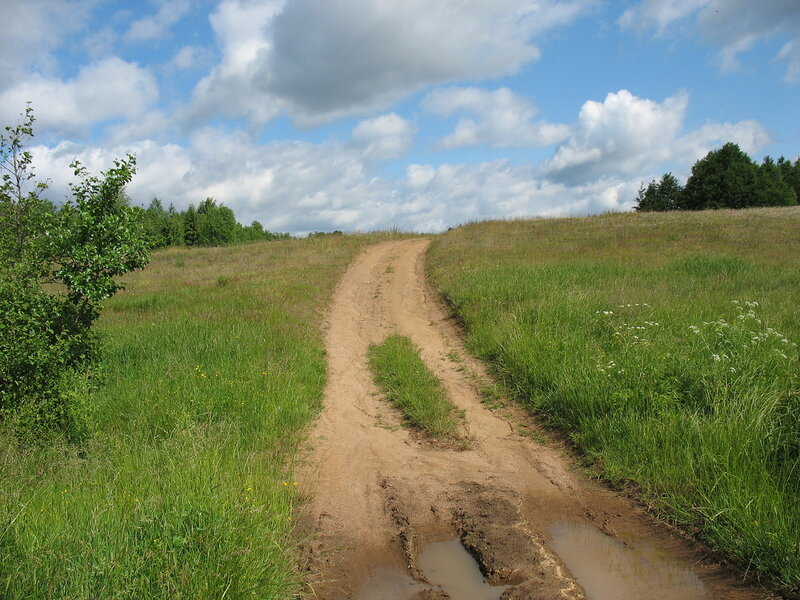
296;239;774;600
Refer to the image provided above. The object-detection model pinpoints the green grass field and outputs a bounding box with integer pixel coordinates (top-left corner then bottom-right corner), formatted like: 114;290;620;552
0;234;394;599
369;335;460;440
2;207;798;597
427;207;800;594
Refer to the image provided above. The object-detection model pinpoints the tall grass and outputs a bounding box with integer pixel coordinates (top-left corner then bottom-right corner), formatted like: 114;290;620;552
369;335;460;440
0;234;395;599
427;207;800;595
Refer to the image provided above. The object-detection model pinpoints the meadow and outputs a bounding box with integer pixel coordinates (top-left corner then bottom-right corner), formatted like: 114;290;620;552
0;234;394;599
427;207;800;594
2;206;798;598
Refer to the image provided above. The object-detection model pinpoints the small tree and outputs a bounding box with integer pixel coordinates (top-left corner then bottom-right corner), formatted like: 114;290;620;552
165;203;185;246
753;157;797;207
634;172;683;212
196;197;237;246
0;106;150;434
183;204;199;246
680;143;758;210
777;156;800;202
0;104;55;278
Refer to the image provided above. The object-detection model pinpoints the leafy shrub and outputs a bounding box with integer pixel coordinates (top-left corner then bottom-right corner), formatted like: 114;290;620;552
0;105;150;436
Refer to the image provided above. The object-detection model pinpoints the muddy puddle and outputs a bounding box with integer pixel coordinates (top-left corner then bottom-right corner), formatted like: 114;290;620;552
344;567;425;600
347;539;507;600
419;540;509;600
548;519;709;600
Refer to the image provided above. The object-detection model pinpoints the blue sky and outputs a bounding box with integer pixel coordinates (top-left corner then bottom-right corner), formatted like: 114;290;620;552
2;0;798;234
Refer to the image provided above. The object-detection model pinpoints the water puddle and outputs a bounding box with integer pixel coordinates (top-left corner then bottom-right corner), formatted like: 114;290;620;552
349;540;507;600
419;540;509;600
347;568;426;600
548;519;709;600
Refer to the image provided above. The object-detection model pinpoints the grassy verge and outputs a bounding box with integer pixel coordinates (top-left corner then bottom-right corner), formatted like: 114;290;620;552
427;207;800;595
0;233;396;599
369;335;459;440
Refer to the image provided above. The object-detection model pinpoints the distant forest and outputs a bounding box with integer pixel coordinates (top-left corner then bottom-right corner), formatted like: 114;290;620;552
138;197;289;248
636;143;799;212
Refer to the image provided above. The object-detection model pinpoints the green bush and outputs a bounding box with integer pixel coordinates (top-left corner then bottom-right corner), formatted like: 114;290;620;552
0;105;150;436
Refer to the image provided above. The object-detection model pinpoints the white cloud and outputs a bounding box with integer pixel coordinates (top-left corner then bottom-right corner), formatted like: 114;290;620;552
423;86;569;148
182;0;285;127
31;129;637;237
399;161;640;223
125;0;191;42
170;46;200;71
673;120;771;162
618;0;708;34
778;39;800;82
619;0;800;79
351;113;414;161
27;85;770;237
541;89;770;185
186;0;593;128
0;0;89;92
542;89;688;183
84;27;118;60
0;57;159;137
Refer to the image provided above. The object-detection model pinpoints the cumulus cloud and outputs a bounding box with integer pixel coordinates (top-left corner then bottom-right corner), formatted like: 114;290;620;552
423;86;569;148
351;113;414;161
181;0;285;127
169;46;201;71
27;84;771;237
542;89;688;183
0;0;88;92
31;130;637;237
0;57;159;137
399;161;641;225
618;0;708;34
186;0;593;128
619;0;800;80
672;121;771;162
541;89;770;184
125;0;191;42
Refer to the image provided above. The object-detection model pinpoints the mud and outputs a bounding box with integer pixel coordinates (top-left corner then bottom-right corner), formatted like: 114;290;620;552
297;239;775;600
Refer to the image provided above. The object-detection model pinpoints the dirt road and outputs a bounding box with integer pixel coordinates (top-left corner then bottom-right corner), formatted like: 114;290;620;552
297;239;772;600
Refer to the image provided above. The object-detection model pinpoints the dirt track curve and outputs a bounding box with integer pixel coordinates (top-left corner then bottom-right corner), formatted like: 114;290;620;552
296;239;773;600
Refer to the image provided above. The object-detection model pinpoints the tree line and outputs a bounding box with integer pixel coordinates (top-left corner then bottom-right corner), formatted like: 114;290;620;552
635;143;799;212
139;196;289;249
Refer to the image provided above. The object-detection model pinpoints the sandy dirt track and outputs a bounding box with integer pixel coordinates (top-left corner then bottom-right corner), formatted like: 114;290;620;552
296;239;773;600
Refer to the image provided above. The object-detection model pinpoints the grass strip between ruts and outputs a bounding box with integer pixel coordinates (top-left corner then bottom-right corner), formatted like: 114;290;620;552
369;334;459;440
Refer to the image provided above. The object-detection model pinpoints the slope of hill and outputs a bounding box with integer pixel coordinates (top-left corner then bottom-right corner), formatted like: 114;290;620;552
0;234;396;599
427;206;800;595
